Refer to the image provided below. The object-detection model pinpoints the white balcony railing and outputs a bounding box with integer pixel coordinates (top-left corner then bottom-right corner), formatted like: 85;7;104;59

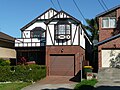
15;38;45;47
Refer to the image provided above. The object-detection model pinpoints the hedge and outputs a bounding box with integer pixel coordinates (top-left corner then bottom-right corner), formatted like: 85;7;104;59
0;65;46;82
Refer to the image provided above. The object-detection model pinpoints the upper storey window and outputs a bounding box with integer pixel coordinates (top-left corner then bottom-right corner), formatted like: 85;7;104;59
102;17;116;28
31;30;41;38
55;20;71;40
31;27;45;38
55;24;71;35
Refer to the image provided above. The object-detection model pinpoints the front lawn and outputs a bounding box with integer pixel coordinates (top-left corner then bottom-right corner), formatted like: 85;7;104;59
0;82;31;90
74;79;98;90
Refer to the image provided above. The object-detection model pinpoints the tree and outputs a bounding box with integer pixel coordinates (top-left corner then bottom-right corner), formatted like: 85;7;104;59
84;18;99;42
84;18;99;72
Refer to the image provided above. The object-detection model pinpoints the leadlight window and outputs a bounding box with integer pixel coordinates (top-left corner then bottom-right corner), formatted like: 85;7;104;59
55;24;71;35
31;30;41;38
31;27;45;38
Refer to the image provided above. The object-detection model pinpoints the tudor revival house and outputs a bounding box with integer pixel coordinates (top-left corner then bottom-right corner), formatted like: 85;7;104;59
96;5;120;69
15;8;92;76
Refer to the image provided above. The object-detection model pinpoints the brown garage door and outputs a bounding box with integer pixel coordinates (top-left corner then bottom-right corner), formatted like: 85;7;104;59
50;55;74;76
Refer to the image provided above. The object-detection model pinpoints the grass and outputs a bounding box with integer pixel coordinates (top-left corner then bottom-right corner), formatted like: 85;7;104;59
0;82;31;90
74;79;98;90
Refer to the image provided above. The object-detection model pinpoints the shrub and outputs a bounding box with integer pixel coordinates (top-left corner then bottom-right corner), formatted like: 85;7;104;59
0;65;46;82
0;58;10;66
74;79;98;90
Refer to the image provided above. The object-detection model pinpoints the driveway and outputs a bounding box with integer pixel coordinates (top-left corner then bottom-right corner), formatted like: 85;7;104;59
94;80;120;90
22;76;77;90
94;68;120;90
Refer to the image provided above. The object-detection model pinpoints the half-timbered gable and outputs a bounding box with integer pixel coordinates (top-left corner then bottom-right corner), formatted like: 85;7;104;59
21;8;58;38
15;8;58;47
45;10;87;48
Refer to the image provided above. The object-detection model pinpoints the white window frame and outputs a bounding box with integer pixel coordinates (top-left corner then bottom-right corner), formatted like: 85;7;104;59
102;17;116;28
55;24;71;35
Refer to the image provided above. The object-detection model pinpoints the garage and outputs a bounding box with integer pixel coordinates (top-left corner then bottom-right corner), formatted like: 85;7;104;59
49;55;75;76
102;49;120;67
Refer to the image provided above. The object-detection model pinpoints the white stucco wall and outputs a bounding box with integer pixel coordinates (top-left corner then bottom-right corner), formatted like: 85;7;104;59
22;22;46;38
38;9;57;19
23;31;30;38
80;27;85;49
72;24;79;45
25;22;46;30
46;24;55;45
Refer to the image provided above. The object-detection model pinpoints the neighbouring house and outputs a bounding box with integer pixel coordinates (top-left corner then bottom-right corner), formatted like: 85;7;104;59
0;32;16;64
15;8;92;77
95;5;120;69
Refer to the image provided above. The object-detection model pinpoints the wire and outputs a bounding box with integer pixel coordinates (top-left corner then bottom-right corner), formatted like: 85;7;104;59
101;0;109;11
50;0;57;10
57;0;62;10
101;0;109;10
98;0;107;11
98;0;112;17
72;0;86;21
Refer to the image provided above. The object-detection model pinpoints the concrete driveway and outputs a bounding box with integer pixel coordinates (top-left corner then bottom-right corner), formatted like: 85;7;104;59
95;80;120;90
22;76;77;90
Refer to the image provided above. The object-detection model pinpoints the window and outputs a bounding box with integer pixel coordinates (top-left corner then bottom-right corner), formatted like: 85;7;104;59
31;30;41;38
102;17;116;28
55;24;71;35
31;27;45;38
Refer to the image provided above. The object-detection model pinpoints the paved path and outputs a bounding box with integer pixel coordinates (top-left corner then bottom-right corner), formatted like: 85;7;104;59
94;80;120;90
94;68;120;90
22;76;77;90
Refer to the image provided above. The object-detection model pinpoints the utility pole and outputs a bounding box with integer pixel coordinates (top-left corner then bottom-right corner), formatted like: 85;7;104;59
80;57;83;81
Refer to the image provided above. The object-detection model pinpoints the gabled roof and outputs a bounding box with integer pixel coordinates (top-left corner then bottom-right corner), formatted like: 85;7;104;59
21;8;58;31
0;32;14;43
45;10;81;24
96;4;120;17
94;34;120;46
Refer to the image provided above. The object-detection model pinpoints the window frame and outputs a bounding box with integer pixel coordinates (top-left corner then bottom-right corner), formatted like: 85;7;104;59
102;17;116;28
55;24;71;36
30;29;45;38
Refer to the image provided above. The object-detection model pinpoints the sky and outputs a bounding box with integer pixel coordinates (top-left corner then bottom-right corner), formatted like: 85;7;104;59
0;0;120;38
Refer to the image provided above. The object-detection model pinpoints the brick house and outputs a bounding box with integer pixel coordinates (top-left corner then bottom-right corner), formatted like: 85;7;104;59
15;8;92;77
95;5;120;69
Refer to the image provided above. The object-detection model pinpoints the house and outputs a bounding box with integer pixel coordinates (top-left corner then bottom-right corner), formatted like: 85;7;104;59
15;8;92;76
0;32;16;64
95;5;120;69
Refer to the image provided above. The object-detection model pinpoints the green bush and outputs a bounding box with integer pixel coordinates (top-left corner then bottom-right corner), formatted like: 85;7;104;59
0;65;46;82
74;79;98;90
0;58;10;66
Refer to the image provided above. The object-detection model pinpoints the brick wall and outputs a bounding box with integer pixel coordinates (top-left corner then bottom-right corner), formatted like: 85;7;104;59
46;46;88;76
98;37;120;68
98;17;114;41
98;8;120;69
